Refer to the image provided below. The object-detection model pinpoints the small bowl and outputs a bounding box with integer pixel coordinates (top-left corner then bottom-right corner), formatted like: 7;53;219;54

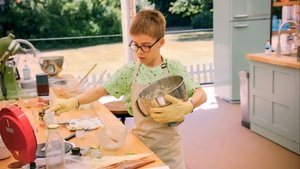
20;79;36;90
39;56;64;76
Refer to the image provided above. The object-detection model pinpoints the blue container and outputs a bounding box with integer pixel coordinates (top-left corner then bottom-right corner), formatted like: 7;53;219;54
272;15;278;31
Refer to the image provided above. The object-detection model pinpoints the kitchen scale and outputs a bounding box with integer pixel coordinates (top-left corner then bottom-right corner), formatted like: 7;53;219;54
0;104;37;163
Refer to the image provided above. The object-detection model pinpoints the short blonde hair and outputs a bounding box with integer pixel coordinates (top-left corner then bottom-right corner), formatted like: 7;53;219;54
130;9;166;39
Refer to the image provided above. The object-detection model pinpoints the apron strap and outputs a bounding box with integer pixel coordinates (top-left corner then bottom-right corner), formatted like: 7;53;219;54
161;58;169;77
132;57;170;82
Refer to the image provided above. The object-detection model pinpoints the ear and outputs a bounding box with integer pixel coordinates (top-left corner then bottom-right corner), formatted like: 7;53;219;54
159;38;165;47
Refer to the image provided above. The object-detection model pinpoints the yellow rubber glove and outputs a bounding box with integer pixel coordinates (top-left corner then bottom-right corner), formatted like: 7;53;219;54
149;95;193;123
48;97;79;115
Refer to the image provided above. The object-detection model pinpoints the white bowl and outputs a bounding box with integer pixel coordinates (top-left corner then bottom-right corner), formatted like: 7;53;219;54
20;79;37;89
0;136;11;160
95;125;127;150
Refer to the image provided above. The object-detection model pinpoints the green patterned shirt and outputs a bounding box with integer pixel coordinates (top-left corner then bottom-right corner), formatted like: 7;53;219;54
103;59;201;115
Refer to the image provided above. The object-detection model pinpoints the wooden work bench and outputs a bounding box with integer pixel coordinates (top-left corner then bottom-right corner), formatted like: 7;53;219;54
0;74;166;168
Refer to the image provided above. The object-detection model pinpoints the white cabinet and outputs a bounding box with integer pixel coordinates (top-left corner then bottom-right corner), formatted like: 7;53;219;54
249;60;300;154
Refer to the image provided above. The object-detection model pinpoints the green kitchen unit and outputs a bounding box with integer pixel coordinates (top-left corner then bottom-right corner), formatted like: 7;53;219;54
247;53;300;155
213;0;271;103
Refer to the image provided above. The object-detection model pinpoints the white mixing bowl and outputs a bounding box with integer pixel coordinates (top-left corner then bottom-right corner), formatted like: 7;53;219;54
0;135;11;160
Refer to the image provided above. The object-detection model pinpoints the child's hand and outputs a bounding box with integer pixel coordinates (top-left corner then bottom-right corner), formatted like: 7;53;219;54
149;95;193;123
48;97;79;115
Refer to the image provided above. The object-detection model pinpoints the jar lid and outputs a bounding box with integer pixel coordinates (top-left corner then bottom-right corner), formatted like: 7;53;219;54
71;147;81;156
90;145;99;149
47;124;59;129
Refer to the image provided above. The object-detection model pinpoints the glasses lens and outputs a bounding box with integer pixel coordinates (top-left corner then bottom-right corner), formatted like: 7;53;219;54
140;46;150;52
130;44;139;51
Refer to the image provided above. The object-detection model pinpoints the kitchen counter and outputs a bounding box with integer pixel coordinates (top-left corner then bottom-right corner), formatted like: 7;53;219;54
246;53;300;69
247;53;300;155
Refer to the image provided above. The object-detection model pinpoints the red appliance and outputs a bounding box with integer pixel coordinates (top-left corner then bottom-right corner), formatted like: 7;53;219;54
0;104;37;163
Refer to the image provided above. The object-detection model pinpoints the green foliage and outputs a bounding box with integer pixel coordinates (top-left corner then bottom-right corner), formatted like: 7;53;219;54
0;0;214;50
191;9;213;29
169;0;201;17
169;0;212;17
0;0;122;50
147;0;212;28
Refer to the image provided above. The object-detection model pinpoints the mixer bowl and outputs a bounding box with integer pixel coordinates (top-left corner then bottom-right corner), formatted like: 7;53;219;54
39;56;64;76
136;75;188;116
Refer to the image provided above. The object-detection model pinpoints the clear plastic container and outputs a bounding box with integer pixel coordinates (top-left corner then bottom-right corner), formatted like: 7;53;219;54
95;125;127;150
75;128;85;139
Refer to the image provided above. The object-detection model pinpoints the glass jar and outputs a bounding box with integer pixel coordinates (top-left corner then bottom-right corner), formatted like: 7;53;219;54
45;124;65;169
89;145;101;159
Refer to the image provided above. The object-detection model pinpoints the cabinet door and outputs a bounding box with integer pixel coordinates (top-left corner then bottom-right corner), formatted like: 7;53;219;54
231;0;271;20
230;19;270;100
250;62;300;144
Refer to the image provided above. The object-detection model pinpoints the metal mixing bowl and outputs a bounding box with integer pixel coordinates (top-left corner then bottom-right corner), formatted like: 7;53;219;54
39;56;64;76
136;75;188;116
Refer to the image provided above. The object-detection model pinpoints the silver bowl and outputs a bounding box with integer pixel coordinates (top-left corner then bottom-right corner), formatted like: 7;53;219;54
39;56;64;76
136;75;188;116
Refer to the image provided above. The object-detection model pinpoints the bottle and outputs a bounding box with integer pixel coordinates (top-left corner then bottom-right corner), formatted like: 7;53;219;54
265;40;272;56
23;60;31;80
45;124;65;169
272;15;278;31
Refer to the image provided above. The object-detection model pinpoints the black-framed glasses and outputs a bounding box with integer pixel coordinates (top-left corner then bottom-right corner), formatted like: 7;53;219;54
129;38;161;53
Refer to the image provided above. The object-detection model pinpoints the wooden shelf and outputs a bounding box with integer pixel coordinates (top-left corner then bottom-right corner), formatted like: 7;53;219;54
273;1;300;7
272;29;296;35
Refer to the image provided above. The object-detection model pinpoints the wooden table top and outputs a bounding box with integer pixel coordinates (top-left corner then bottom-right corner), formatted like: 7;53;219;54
246;53;300;69
0;78;165;168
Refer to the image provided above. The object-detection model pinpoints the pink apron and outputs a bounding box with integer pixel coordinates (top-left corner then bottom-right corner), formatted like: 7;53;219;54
130;62;185;169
